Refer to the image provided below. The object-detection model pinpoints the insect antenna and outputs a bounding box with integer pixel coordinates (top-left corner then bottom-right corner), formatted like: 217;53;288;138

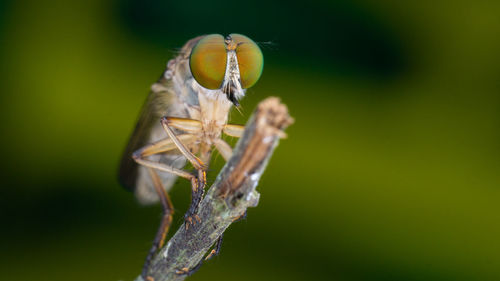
256;40;278;51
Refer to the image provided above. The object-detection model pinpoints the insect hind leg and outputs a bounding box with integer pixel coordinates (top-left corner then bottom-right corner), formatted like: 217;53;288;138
141;168;174;280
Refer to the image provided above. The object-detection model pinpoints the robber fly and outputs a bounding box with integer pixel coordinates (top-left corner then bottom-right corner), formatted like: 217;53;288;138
118;34;264;279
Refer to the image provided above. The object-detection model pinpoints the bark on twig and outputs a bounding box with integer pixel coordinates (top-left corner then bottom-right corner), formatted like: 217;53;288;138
134;97;293;281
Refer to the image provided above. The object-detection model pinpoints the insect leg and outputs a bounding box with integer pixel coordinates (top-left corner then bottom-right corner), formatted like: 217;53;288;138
233;211;248;222
223;124;245;138
142;168;174;280
200;212;247;264
133;137;203;231
175;233;225;276
213;138;233;161
133;156;196;182
224;123;287;139
132;133;197;181
161;117;206;170
201;211;247;263
205;233;224;261
136;134;196;157
165;117;203;133
185;147;214;228
184;170;204;229
161;117;207;228
175;262;203;276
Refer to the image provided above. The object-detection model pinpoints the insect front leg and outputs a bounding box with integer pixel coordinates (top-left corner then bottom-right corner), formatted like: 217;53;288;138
160;117;207;229
223;123;245;138
160;117;206;170
214;123;244;161
224;123;287;139
184;169;204;229
213;138;233;161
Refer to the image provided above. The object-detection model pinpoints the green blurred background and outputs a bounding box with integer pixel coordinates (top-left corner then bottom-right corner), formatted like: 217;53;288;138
1;0;500;280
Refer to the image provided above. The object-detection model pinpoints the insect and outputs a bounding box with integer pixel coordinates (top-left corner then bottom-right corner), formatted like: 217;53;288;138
118;34;264;279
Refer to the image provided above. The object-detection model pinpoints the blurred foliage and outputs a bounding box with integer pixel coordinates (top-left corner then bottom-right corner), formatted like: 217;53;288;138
1;0;500;281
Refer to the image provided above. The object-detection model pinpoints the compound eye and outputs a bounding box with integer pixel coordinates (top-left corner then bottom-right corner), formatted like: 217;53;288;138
230;34;264;89
189;34;227;89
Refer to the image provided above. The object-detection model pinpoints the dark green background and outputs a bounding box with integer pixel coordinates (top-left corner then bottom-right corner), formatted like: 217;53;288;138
1;0;500;280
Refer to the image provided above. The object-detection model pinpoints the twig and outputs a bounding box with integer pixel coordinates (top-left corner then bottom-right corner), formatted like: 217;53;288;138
134;97;293;281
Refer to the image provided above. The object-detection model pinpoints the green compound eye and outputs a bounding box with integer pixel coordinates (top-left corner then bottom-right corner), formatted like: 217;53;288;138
230;34;264;89
189;34;227;89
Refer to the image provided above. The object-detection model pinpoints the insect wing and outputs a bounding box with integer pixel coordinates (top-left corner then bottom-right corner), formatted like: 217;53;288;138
118;77;188;204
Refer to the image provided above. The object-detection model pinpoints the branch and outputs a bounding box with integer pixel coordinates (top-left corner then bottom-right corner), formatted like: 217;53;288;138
134;97;293;281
